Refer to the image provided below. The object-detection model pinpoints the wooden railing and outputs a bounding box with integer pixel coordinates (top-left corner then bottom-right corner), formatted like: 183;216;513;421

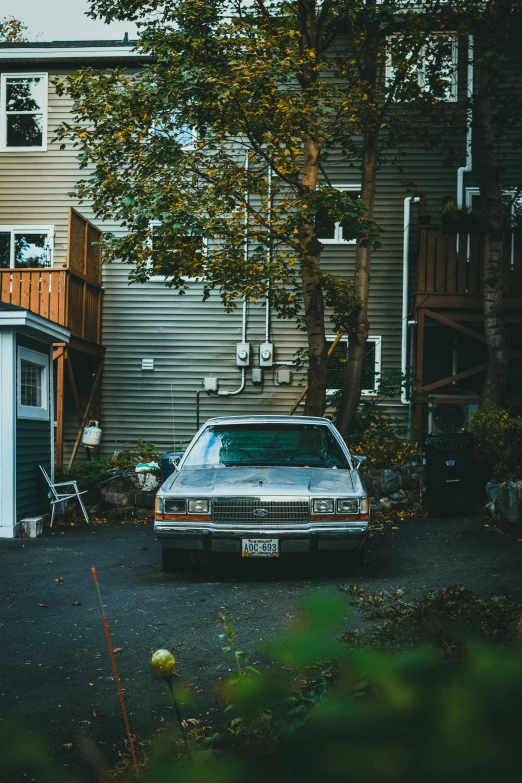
417;227;522;298
0;268;102;344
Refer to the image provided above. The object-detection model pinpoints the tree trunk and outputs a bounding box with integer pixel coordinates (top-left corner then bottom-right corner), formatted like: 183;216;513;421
302;265;328;415
474;53;509;406
336;133;378;433
299;137;328;416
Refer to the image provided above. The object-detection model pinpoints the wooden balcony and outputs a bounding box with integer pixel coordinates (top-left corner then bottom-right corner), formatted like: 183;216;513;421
0;208;103;350
416;226;522;310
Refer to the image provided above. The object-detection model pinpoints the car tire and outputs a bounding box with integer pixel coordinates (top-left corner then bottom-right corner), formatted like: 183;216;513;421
161;548;189;573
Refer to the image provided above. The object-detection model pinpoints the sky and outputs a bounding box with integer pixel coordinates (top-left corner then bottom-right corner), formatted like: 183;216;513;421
1;0;139;42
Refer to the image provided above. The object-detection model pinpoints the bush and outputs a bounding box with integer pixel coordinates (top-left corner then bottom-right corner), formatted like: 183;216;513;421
5;592;522;783
470;407;522;481
56;440;160;490
329;370;422;468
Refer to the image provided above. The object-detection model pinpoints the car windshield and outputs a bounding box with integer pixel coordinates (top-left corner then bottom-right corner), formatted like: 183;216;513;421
182;423;351;469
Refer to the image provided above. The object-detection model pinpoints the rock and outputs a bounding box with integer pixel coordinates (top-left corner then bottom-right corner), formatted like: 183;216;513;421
380;469;400;496
102;490;131;507
494;481;522;529
137;472;160;491
135;491;156;509
486;481;502;506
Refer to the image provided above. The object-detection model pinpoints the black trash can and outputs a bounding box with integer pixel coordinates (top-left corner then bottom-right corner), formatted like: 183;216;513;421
424;433;474;517
160;451;185;484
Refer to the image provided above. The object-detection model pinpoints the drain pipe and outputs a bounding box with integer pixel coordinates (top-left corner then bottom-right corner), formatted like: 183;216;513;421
457;36;474;207
401;196;421;408
217;152;249;398
265;165;272;342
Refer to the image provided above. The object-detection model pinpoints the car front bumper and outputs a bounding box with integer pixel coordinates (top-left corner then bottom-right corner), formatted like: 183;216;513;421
154;521;368;553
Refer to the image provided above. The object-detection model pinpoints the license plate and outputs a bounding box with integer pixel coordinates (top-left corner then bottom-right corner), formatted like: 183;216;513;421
242;538;279;558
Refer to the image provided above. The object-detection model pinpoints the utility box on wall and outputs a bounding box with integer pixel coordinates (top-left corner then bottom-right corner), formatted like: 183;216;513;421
259;342;274;367
236;343;251;367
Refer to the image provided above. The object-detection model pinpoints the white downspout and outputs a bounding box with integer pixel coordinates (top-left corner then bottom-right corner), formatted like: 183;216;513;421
401;196;420;407
218;152;249;397
265;165;272;342
457;35;474;207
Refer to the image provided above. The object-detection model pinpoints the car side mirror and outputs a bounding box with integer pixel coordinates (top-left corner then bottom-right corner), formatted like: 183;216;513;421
352;455;367;470
170;456;182;471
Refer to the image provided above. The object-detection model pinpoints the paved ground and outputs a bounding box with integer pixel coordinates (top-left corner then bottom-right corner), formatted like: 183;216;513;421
1;515;522;778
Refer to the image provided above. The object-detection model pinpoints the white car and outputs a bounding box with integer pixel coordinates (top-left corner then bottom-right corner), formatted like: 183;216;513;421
155;415;368;570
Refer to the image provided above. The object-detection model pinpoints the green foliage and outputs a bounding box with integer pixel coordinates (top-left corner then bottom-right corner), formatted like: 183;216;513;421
0;16;28;42
55;439;160;489
5;591;522;783
329;370;423;467
342;584;522;659
441;199;482;232
53;0;455;325
470;406;522;481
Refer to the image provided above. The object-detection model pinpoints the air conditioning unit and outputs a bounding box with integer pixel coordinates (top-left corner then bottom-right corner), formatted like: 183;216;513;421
427;400;480;435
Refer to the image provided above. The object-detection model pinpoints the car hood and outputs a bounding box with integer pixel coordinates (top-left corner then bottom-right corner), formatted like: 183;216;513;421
161;466;365;497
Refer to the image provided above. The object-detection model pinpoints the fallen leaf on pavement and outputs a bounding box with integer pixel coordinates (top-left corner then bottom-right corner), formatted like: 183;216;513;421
63;743;73;751
88;682;94;686
72;601;82;606
55;576;63;584
92;708;104;719
39;603;48;608
112;647;122;653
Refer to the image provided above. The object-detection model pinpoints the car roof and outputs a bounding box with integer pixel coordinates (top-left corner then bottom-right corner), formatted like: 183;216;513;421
204;415;332;425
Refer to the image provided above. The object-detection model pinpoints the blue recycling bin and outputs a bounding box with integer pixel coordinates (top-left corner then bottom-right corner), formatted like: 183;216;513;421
160;451;185;484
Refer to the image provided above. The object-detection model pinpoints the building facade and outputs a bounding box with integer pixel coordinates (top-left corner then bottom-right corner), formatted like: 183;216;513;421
0;39;520;459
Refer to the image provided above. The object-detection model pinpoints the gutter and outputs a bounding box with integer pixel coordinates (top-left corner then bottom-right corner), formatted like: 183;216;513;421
457;36;474;207
401;196;420;407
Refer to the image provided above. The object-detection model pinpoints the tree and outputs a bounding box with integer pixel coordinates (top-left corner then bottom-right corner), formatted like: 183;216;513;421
447;0;522;407
57;0;448;418
0;16;28;42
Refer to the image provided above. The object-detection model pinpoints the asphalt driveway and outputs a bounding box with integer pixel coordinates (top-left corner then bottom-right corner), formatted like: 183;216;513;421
1;515;522;778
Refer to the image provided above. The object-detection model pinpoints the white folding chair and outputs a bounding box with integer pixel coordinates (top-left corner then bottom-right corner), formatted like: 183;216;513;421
39;465;89;527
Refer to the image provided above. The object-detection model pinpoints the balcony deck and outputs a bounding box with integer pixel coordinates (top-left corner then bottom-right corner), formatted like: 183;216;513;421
0;208;102;351
415;226;522;311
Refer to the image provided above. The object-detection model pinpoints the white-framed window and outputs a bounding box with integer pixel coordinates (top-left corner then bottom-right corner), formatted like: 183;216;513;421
17;346;49;420
0;73;48;151
465;188;522;217
386;35;458;102
0;225;53;269
316;185;361;244
326;334;382;396
152;114;196;151
147;219;206;281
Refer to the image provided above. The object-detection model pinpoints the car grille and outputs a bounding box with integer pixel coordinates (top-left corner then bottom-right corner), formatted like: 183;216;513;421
212;499;310;523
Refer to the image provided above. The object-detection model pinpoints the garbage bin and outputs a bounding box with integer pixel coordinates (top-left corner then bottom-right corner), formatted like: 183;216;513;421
424;432;473;517
160;451;185;484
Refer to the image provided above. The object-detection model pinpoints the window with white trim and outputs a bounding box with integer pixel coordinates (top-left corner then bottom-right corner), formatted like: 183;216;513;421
465;188;522;220
152;113;196;150
0;73;48;151
315;185;361;244
147;219;206;281
387;35;458;102
0;226;53;268
326;335;382;396
17;347;49;420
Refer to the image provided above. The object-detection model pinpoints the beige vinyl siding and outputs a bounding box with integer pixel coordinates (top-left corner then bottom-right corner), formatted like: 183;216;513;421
1;46;520;455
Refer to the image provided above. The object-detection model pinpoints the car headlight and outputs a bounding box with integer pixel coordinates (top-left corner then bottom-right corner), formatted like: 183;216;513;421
188;498;210;513
164;498;186;514
312;498;334;514
337;499;359;514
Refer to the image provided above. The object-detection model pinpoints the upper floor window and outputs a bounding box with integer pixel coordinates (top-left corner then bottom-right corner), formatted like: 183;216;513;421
315;185;361;244
387;35;458;103
0;226;53;268
0;74;48;151
153;113;196;151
